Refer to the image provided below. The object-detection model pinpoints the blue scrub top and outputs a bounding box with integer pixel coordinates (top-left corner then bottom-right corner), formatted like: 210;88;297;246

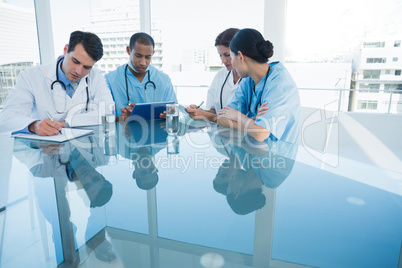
105;64;177;116
226;62;301;144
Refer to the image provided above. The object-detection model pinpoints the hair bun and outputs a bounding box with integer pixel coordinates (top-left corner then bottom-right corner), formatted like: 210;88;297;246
256;40;274;59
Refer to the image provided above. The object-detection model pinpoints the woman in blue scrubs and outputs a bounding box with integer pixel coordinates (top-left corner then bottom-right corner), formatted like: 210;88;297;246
217;28;300;144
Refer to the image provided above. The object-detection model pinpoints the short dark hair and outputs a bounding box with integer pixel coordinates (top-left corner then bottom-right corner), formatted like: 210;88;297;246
67;31;103;61
215;28;239;47
230;28;274;63
129;32;155;50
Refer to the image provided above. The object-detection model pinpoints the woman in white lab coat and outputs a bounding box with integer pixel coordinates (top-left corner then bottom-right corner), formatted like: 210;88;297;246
0;31;114;136
186;28;242;122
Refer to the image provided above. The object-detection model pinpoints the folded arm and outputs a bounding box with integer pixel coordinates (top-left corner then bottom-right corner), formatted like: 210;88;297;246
217;105;270;142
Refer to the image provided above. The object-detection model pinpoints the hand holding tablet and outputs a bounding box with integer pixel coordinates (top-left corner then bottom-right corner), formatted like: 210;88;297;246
128;101;175;122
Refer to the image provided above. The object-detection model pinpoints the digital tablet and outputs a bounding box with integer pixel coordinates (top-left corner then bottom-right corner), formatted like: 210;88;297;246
128;101;175;122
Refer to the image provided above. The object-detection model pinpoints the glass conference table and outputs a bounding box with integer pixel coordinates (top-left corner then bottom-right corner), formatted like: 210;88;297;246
0;119;401;268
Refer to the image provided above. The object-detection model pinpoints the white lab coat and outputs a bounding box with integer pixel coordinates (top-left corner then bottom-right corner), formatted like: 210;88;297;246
205;68;241;113
0;59;114;135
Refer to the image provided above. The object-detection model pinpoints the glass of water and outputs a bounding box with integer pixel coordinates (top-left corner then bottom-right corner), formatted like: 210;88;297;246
166;103;179;134
102;103;116;134
167;135;180;155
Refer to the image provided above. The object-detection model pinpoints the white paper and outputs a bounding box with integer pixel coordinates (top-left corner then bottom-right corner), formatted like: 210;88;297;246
12;128;94;143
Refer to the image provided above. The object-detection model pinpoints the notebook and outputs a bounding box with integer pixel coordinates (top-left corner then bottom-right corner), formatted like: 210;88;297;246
12;128;94;143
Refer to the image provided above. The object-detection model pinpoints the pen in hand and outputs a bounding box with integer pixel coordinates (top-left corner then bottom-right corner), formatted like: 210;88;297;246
196;101;204;109
45;111;62;134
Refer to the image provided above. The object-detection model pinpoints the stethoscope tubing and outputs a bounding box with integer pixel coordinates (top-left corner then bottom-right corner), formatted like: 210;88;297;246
51;57;89;113
125;64;156;104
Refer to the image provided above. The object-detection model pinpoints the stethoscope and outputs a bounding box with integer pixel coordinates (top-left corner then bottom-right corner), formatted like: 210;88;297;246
220;70;242;109
125;64;156;104
51;57;89;114
248;66;270;116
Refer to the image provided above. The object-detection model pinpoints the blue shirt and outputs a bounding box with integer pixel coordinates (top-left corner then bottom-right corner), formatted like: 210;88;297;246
226;62;301;144
105;64;177;116
57;57;81;98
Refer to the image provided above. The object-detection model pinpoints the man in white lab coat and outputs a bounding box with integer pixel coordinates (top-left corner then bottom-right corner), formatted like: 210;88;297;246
0;31;114;136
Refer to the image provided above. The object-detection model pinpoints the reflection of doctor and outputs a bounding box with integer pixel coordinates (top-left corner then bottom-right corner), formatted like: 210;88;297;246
212;140;298;214
248;142;297;189
0;31;114;136
13;136;115;262
116;122;166;190
14;135;113;211
213;151;266;215
131;146;159;190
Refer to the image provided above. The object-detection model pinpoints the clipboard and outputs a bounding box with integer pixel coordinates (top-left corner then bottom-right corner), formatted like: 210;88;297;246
128;101;175;122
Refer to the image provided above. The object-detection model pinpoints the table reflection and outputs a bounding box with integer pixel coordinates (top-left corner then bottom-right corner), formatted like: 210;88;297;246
2;117;401;268
7;120;300;267
13;133;115;265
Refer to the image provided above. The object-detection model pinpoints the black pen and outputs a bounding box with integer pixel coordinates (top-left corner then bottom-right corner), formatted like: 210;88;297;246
196;101;204;109
46;111;62;134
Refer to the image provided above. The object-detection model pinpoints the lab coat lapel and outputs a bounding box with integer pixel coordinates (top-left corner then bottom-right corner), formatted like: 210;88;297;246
45;58;69;116
71;74;89;100
46;59;58;83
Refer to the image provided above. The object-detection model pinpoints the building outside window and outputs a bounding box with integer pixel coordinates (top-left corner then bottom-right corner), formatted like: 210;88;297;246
0;1;40;109
363;70;381;79
357;100;378;110
363;42;385;48
385;83;402;93
366;58;386;63
359;83;380;93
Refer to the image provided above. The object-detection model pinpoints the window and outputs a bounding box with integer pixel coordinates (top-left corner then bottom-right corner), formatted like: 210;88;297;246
50;1;141;74
50;0;92;59
396;70;401;76
359;83;380;93
395;40;401;47
363;70;381;79
357;100;378;110
363;42;385;48
151;0;264;104
385;84;402;94
393;57;398;62
385;70;391;74
0;1;40;109
366;58;386;63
